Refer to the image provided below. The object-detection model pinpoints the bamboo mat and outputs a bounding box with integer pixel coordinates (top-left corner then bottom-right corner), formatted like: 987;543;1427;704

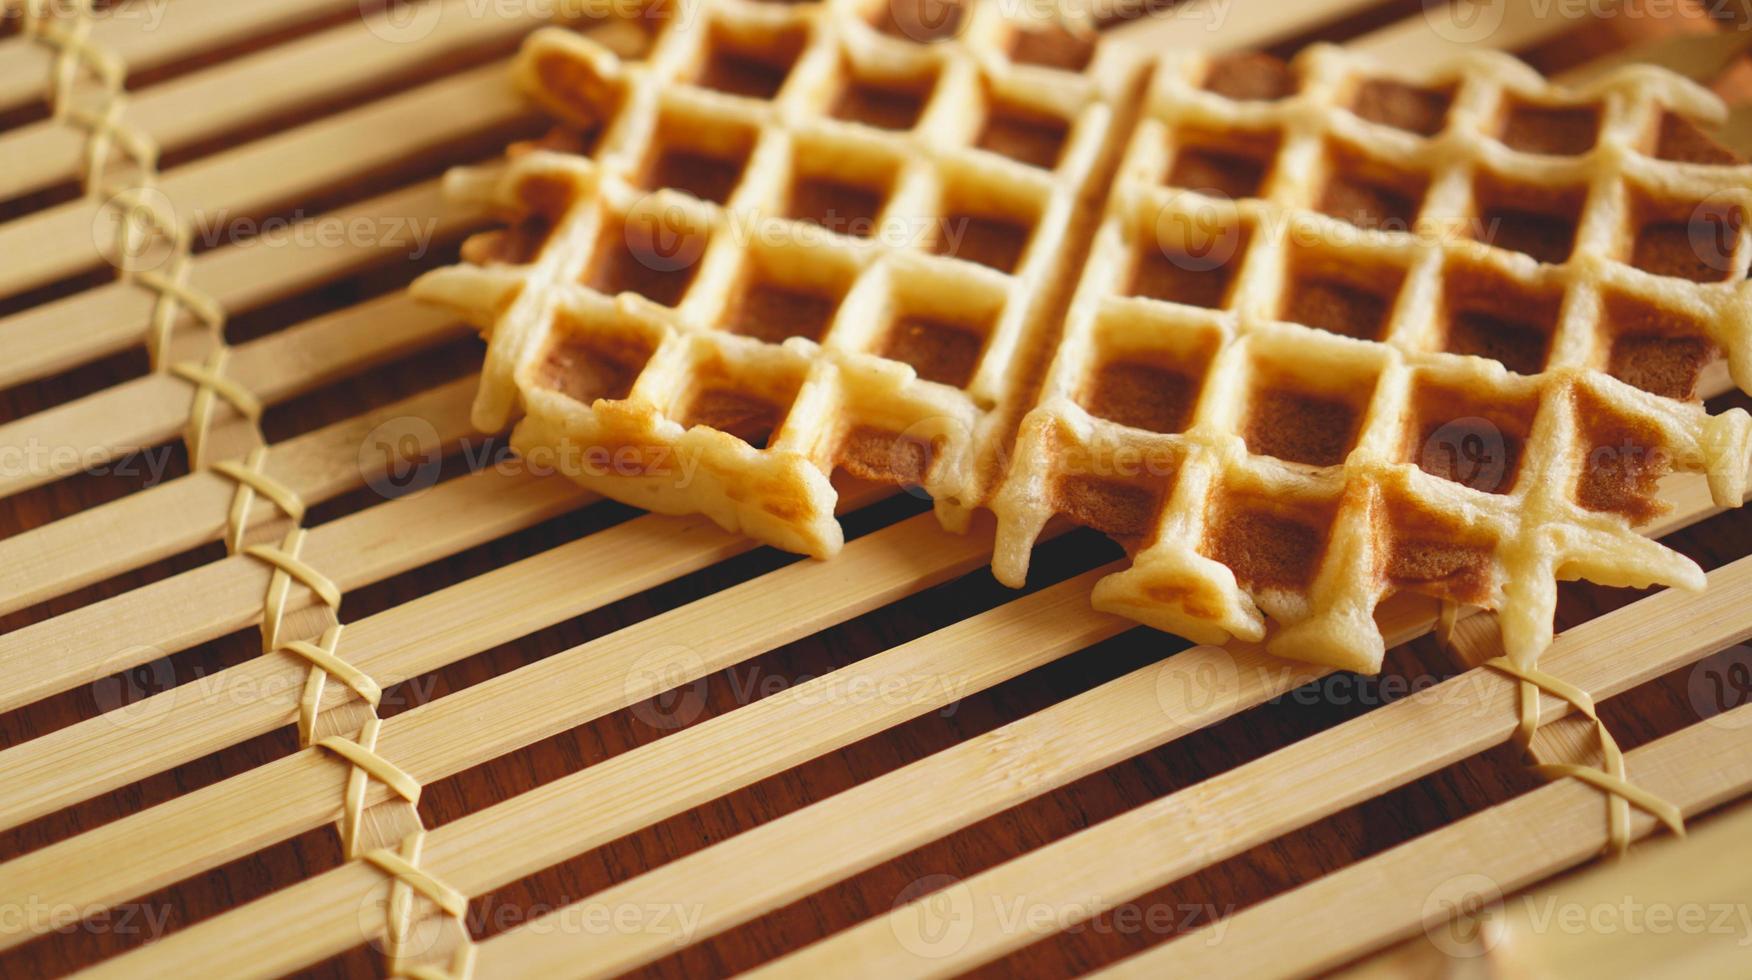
3;0;1752;977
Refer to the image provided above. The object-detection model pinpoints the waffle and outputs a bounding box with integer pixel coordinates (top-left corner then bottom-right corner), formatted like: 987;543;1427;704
418;6;1752;673
991;45;1752;672
411;0;1137;557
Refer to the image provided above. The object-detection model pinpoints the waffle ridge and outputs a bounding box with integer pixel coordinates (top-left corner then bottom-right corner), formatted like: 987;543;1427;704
993;44;1752;672
417;9;1752;672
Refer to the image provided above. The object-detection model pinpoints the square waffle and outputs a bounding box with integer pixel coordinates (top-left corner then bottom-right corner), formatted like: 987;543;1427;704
412;0;1137;557
991;45;1752;672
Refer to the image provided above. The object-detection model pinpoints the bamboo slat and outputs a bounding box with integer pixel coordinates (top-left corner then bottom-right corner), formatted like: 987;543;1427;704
0;467;583;714
0;477;888;831
0;60;527;299
4;1;1750;977
1110;0;1576;64
80;544;1752;978
0;293;465;498
0;508;994;955
1105;0;1377;50
745;556;1752;978
62;560;1126;979
0;0;361;110
1347;0;1590;59
0;376;478;618
472;640;1326;980
0;0;545;199
1557;25;1752;84
0;491;737;831
0;178;474;390
3;452;1737;932
1095;705;1752;978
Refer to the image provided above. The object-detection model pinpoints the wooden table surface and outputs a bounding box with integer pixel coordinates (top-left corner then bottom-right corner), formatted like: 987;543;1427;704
5;3;1752;977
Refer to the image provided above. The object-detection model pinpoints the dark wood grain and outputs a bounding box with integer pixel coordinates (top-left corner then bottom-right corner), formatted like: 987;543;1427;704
4;5;1752;978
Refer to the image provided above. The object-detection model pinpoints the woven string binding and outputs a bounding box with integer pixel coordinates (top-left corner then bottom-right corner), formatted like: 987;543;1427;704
364;831;475;980
1485;655;1686;855
20;0;229;379
22;3;471;972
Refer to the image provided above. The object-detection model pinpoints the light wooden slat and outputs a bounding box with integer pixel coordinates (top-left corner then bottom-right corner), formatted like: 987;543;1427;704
0;178;474;390
0;447;1737;932
43;450;1740;970
77;543;1752;979
0;480;884;829
4;413;1738;959
745;554;1752;978
0;0;359;111
0;510;994;955
1380;795;1752;978
0;0;545;199
0;59;527;300
1097;706;1752;979
1109;0;1577;68
1557;25;1752;85
53;544;1103;978
0;292;465;498
463;340;1738;977
472;636;1326;979
0;480;755;830
0;467;584;715
1105;0;1377;51
0;375;478;619
1348;0;1589;61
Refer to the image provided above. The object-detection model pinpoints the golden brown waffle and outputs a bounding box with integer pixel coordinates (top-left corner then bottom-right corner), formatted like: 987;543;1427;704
412;0;1136;557
991;45;1752;672
418;7;1752;673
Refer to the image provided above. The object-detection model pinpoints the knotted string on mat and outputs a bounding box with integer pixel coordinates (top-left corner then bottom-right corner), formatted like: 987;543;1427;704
1485;655;1686;855
365;831;475;979
283;624;383;747
168;349;263;468
318;715;423;857
246;527;342;650
212;447;307;551
23;0;234;453
25;3;468;975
